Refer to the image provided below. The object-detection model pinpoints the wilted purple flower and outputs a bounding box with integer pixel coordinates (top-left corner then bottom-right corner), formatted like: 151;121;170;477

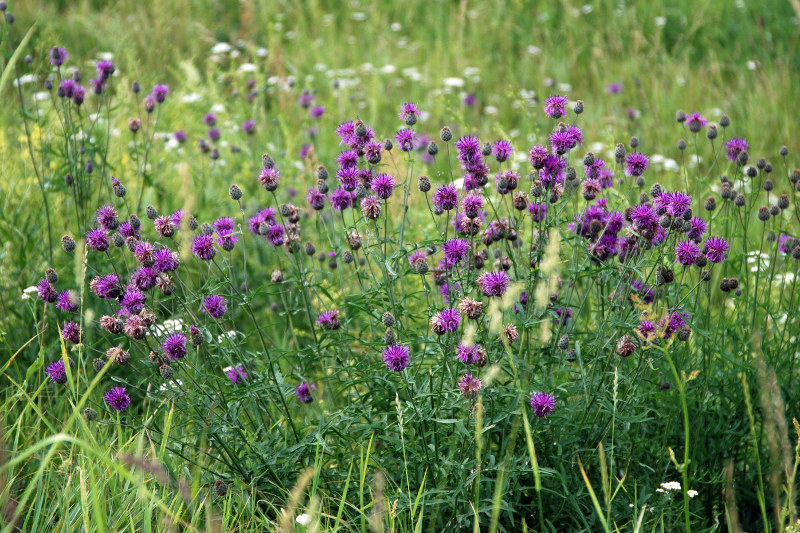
493;140;514;162
61;321;82;344
433;184;459;211
104;386;131;411
456;342;485;365
704;236;729;263
317;310;341;330
151;84;169;103
202;295;227;318
49;46;68;67
675;240;701;266
46;360;68;384
477;271;510;297
529;391;556;417
395;128;416;152
310;106;325;119
625;153;649;177
192;233;217;261
725;138;749;162
458;374;483;398
226;366;248;384
431;307;460;335
162;333;188;360
330;187;353;211
371;173;397;199
295;381;316;401
86;228;110;252
544;95;568;119
56;290;79;312
382;344;411;372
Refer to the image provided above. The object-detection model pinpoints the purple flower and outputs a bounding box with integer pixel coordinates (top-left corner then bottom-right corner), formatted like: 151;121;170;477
191;234;217;261
49;46;68;67
317;310;341;330
46;360;68;384
431;308;460;335
637;320;657;340
241;120;256;135
528;144;549;169
456;342;485;365
459;374;483;398
398;102;420;123
492;140;514;162
95;204;119;231
120;285;146;313
529;391;556;417
463;93;477;106
37;279;58;303
566;125;584;148
382;344;411;372
443;238;470;269
687;217;707;242
477;271;510;297
539;155;567;189
408;249;427;267
226;366;248;384
61;321;82;344
371;173;397;199
663;191;693;218
725;138;749;162
625;153;649;177
90;274;120;299
96;59;115;80
151;84;170;103
685;112;707;130
310;106;325;119
395;128;416;152
202;295;227;318
86;228;110;252
554;307;572;326
630;204;658;233
606;82;623;94
104;386;131;411
330;187;353;211
544;95;568;119
131;267;157;291
162;333;188;360
248;207;277;235
704;236;729;263
295;381;316;402
203;113;217;126
550;130;574;155
208;128;221;142
298;91;314;108
432;184;459;211
152;248;179;272
258;166;280;191
56;290;79;312
306;188;326;210
174;130;188;143
528;202;547;223
266;224;286;246
675;240;701;266
133;241;155;265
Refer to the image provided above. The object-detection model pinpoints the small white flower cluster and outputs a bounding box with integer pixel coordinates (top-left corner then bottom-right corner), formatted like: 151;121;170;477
655;481;698;498
21;286;38;301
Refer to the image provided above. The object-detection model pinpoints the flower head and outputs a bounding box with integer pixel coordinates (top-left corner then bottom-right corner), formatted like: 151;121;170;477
704;236;729;263
61;321;83;344
46;360;68;384
432;184;459;211
398;102;420;123
458;374;483;398
151;84;169;103
431;308;460;335
725;138;749;162
86;228;109;252
382;344;411;372
477;271;510;297
395;128;416;152
529;391;556;417
625;153;649;177
492;140;514;162
37;278;58;303
443;238;470;269
202;295;227;318
456;342;486;365
225;365;248;384
544;95;568;119
104;386;131;411
371;173;397;199
192;233;217;261
49;46;68;66
330;187;353;211
317;310;341;330
90;274;120;299
162;333;188;360
675;240;701;266
295;381;316;402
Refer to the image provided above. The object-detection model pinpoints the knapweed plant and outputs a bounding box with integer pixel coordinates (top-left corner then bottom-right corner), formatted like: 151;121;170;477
7;39;800;533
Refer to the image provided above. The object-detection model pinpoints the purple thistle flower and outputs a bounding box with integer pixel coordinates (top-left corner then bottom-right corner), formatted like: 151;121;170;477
162;333;188;360
463;93;477;106
528;144;549;169
458;374;483;398
685;112;707;130
456;342;485;365
317;310;341;330
208;128;221;142
565;125;584;148
213;217;235;236
704;236;729;263
337;167;360;191
266;224;286;246
539;155;567;189
544;95;568;119
306;188;326;210
606;82;623;94
218;233;238;250
90;274;120;299
202;295;227;318
492;140;514;162
630;281;655;304
96;59;115;80
630;204;659;233
337;149;360;169
675;240;701;266
432;184;459;211
151;84;169;103
382;344;411;372
152;248;179;272
46;360;68;384
725;138;749;162
395;128;416;152
192;233;217;261
203;113;217;126
625;153;649;177
133;241;155;265
58;79;76;98
95;204;119;231
226;365;248;384
779;234;796;254
663;191;693;218
477;271;510;297
408;249;427;267
174;130;188;143
295;381;316;402
529;391;556;417
37;278;58;303
310;106;325;119
431;307;460;335
461;192;484;218
242;120;256;135
549;130;573;155
61;321;82;344
398;102;420;122
56;290;79;312
49;46;68;67
371;173;397;199
554;307;572;326
258;166;280;191
104;386;131;411
248;207;277;235
120;285;146;313
330;187;353;211
443;238;470;269
131;267;157;291
528;202;547;222
637;320;657;340
298;91;314;108
687;217;707;242
86;227;110;252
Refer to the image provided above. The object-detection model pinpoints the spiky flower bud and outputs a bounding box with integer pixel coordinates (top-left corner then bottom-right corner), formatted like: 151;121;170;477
778;194;789;210
583;152;595;167
45;268;58;284
677;139;687;151
700;270;711;282
614;144;626;163
770;205;780;217
418;175;431;192
780;146;789;157
704;196;716;211
384;327;395;344
677;327;692;342
734;193;746;207
62;235;76;253
261;153;275;169
719;114;730;128
214;480;228;497
383;138;393;151
763;179;773;191
737;151;749;166
145;205;158;219
649;183;662;197
427;141;439;156
557;335;570;350
229;184;243;200
316;179;329;194
758;206;770;221
440;126;453;142
706;125;718;140
629;136;639;149
160;364;174;380
354;119;368;137
675;110;686;123
573;100;584;114
317;165;329;180
305;242;316;256
93;358;105;372
84;408;98;421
